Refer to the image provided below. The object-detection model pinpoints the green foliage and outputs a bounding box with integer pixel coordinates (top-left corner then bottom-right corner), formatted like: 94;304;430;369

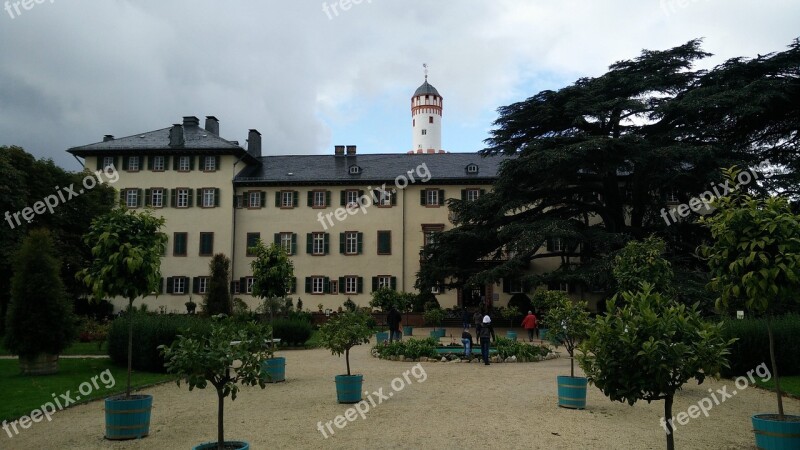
494;337;550;361
721;315;800;377
296;298;303;312
204;254;232;316
369;287;398;312
531;290;566;312
415;291;438;312
500;306;521;321
700;168;800;315
108;314;211;373
250;241;295;300
541;294;591;376
423;308;444;328
318;310;374;376
343;297;357;312
375;338;439;359
613;236;674;294
4;229;77;359
271;318;313;346
77;317;110;350
160;316;272;448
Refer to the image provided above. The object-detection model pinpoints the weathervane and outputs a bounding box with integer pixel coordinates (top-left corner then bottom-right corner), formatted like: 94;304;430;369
423;63;428;81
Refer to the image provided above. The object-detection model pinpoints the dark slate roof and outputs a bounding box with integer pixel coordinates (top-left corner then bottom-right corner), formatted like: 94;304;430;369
234;153;506;186
67;125;244;153
413;81;440;97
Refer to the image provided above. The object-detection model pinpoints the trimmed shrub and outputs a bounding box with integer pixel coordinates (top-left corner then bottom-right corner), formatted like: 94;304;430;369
494;337;550;361
375;338;438;359
108;313;211;373
271;318;312;346
721;315;800;377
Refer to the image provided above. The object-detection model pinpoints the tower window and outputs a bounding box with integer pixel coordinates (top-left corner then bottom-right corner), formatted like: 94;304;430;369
421;129;427;136
413;119;415;126
429;116;433;124
466;164;479;174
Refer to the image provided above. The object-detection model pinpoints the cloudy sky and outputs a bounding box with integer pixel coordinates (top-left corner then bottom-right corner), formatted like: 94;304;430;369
1;0;798;170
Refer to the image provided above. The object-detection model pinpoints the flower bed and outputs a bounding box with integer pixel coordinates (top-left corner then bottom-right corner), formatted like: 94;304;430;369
371;337;554;363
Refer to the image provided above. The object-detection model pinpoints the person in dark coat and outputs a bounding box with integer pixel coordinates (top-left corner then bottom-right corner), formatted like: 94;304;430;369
387;306;402;342
462;306;471;329
479;315;494;365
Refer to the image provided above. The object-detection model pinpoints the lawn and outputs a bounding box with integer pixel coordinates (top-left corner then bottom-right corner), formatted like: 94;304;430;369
754;375;800;398
0;358;174;421
0;341;107;356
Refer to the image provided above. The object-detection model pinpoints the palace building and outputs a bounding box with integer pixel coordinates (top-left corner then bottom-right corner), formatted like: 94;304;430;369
67;77;584;313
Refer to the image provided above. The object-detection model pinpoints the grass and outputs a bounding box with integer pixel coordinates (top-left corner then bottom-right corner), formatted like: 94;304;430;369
0;358;174;421
754;375;800;399
0;341;108;356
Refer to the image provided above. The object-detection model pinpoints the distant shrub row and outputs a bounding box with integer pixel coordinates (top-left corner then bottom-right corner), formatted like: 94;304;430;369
721;314;800;377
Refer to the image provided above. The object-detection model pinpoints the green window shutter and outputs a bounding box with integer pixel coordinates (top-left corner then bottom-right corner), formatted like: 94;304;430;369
323;233;329;254
304;277;312;294
391;277;397;291
306;233;313;254
326;190;331;207
290;277;297;294
371;277;378;292
391;191;397;206
195;189;201;207
165;277;174;294
96;156;102;171
323;277;330;294
439;189;445;203
274;233;281;245
188;155;195;170
275;191;281;207
358;190;364;200
122;156;129;171
291;233;297;255
164;156;170;171
307;191;313;207
172;156;179;170
187;189;194;208
147;156;154;170
357;232;363;254
157;277;164;294
357;277;363;294
170;189;177;208
192;277;200;294
137;189;143;207
293;191;299;207
260;191;266;208
461;189;467;201
339;233;345;254
214;188;220;207
339;277;345;290
420;190;426;205
111;156;118;170
215;156;220;170
340;190;346;206
378;231;391;254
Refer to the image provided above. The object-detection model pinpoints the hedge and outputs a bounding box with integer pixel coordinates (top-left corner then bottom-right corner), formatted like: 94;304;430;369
721;314;800;377
271;318;312;346
108;313;211;373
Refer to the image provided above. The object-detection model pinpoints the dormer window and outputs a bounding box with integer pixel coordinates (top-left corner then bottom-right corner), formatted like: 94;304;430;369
349;165;361;175
466;163;479;174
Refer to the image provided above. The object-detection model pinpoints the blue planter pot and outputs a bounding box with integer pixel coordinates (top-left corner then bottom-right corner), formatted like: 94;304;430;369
507;331;517;341
403;326;413;336
539;328;548;341
557;375;587;410
105;394;152;440
376;332;389;343
752;413;800;449
335;374;363;404
429;329;445;338
261;356;286;383
193;441;249;450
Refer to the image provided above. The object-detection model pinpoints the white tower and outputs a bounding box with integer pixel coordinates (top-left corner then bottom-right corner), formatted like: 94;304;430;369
411;64;442;152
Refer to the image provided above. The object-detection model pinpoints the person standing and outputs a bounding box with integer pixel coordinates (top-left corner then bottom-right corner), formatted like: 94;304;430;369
387;305;402;342
462;306;471;329
461;328;473;358
479;315;494;365
521;310;538;342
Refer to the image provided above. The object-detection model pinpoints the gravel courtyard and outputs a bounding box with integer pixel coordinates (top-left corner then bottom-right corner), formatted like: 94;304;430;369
4;328;797;450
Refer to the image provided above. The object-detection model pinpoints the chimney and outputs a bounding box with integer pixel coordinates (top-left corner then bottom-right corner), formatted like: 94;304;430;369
247;129;262;158
204;116;219;135
169;124;185;147
103;135;114;142
346;145;356;156
183;116;200;127
334;145;345;156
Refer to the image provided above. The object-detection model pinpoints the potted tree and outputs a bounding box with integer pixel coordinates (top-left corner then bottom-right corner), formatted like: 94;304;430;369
318;310;374;403
424;307;445;339
250;241;294;384
185;296;197;315
399;292;417;336
369;287;397;343
160;316;272;450
501;306;521;341
541;292;591;409
77;208;166;440
700;168;800;449
4;229;77;375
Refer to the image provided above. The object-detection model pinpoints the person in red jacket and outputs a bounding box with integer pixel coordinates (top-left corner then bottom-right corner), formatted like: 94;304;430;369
521;311;538;342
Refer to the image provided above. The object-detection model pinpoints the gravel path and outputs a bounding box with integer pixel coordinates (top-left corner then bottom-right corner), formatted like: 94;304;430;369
3;328;797;450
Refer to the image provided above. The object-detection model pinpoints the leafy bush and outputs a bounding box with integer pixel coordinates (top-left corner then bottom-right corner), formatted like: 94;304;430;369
108;313;211;373
414;291;438;312
494;337;550;361
287;310;312;323
423;308;444;328
343;298;357;312
375;338;438;359
271;318;313;346
721;315;800;377
78;317;110;349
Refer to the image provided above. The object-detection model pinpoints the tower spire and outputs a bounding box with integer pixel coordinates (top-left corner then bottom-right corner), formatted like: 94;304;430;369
423;63;428;82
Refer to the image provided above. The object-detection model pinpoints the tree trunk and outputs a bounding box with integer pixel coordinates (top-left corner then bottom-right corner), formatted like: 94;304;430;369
345;348;351;376
767;319;784;418
664;396;675;450
570;354;575;378
217;385;225;450
126;298;134;398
